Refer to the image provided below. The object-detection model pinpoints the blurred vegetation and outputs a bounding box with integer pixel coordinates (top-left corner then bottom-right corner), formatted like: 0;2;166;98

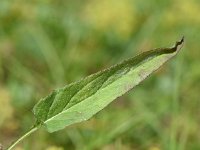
0;0;200;150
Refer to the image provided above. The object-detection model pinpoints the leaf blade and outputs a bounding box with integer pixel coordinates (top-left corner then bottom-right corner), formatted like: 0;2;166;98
33;38;184;132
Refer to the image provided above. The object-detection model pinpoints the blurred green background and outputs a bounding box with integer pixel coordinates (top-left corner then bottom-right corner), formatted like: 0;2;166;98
0;0;199;150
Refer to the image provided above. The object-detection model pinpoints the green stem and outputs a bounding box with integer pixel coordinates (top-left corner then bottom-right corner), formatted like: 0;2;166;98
7;127;38;150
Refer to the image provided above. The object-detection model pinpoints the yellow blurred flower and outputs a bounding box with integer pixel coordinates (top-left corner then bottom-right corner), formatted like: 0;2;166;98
82;0;137;39
46;146;64;150
14;147;24;150
148;145;160;150
0;87;13;127
165;0;200;25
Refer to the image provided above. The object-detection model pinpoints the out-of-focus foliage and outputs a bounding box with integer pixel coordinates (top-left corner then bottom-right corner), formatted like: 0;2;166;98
0;0;199;150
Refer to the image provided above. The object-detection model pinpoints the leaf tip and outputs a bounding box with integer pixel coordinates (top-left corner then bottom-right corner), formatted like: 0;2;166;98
174;36;184;51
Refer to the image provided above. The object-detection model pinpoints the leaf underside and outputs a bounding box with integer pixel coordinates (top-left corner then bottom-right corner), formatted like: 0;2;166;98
33;38;184;132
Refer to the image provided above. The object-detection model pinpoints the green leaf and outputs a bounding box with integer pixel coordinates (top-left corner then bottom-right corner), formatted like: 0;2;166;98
33;38;184;132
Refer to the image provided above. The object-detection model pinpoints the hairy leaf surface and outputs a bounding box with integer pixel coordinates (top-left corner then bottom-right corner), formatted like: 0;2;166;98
33;38;184;132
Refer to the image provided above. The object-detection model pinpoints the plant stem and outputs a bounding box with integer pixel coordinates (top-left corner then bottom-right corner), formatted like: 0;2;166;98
7;127;38;150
